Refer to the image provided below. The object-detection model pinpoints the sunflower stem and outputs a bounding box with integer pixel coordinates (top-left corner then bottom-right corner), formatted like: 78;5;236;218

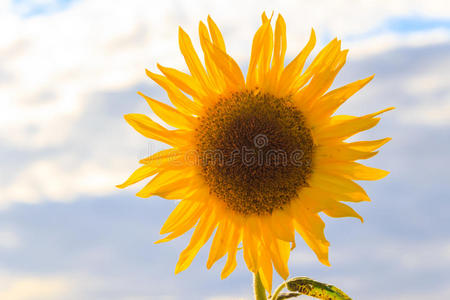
253;271;267;300
271;281;286;300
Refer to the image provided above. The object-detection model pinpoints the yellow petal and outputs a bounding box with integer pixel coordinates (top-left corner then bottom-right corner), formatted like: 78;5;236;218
157;64;206;100
287;38;341;96
275;239;291;279
347;137;392;152
302;189;363;222
323;201;363;222
329;114;356;124
268;239;290;280
314;107;394;141
309;75;374;122
261;11;270;24
319;161;390;181
158;178;203;200
276;29;316;95
246;21;272;88
257;16;273;89
260;222;290;280
207;219;231;269
270;14;287;79
160;200;205;235
315;143;378;162
242;217;261;273
175;209;218;274
137;92;196;130
178;27;214;95
221;225;242;279
292;205;330;266
156;206;204;244
199;23;245;90
258;249;273;293
207;15;226;51
136;168;197;198
307;38;341;73
145;69;203;116
295;50;348;109
124;113;188;146
269;209;295;242
139;148;182;164
198;21;226;93
209;46;245;89
116;164;158;189
309;172;370;202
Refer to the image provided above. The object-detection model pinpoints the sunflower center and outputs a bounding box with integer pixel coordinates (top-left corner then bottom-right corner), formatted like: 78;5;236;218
196;90;314;215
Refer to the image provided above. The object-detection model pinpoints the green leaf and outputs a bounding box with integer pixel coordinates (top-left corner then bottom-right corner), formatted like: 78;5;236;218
284;277;352;300
276;292;301;299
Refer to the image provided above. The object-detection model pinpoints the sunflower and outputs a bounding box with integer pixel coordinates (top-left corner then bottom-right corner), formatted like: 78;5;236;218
118;13;393;293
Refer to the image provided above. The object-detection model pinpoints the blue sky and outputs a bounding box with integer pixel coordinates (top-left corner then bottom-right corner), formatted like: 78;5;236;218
11;0;76;17
1;0;450;299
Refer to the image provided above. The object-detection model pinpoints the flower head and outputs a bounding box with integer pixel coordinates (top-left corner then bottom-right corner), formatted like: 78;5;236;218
118;13;393;293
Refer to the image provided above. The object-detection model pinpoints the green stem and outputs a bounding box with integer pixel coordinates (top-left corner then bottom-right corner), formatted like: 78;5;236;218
271;281;286;300
253;271;267;300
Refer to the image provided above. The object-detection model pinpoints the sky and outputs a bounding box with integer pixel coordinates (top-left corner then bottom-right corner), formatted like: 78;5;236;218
1;0;450;299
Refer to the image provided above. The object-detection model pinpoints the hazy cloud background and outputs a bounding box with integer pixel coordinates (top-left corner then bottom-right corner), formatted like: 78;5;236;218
1;0;449;299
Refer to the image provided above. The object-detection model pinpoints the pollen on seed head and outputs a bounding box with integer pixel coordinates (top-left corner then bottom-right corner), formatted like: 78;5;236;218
196;90;314;216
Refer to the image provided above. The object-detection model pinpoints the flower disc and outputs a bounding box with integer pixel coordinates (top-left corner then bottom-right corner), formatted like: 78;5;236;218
196;90;314;215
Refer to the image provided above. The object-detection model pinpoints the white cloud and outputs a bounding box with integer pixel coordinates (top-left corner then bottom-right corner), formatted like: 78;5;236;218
347;28;450;59
0;274;73;300
290;248;318;266
376;240;450;271
380;287;450;300
317;238;450;272
0;230;21;249
0;155;131;209
400;101;450;126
